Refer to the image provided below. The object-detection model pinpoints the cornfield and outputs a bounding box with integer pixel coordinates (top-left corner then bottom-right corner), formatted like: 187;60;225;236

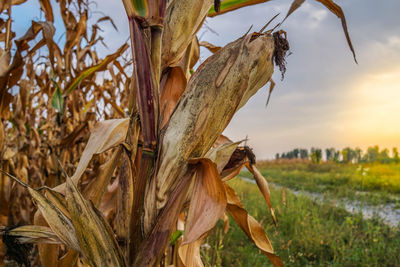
0;0;355;266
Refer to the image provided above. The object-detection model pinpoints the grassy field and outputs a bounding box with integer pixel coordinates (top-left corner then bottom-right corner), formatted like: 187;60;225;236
240;161;400;206
203;178;400;266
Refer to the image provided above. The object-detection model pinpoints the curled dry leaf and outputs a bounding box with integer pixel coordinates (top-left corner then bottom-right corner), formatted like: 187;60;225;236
65;173;126;267
2;225;61;244
316;0;357;63
183;158;227;244
0;0;28;13
205;141;242;173
83;147;123;206
28;188;80;251
178;237;205;267
160;66;187;127
54;118;129;192
38;0;54;22
199;41;221;54
0;120;4;152
223;212;230;234
247;163;277;225
224;184;283;267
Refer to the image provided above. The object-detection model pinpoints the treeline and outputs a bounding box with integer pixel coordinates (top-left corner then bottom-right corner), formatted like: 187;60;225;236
276;146;400;164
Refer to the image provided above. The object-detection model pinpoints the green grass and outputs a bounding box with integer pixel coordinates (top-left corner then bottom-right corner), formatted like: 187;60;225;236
203;179;400;266
241;161;400;206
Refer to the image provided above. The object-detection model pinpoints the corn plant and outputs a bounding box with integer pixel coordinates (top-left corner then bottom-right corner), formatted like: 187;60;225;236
0;0;355;266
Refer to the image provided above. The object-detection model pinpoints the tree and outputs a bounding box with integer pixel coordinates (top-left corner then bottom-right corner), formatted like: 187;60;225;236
364;145;380;163
325;148;335;161
310;147;322;164
0;0;355;266
379;148;390;163
354;147;362;163
300;148;309;159
393;147;400;163
293;148;299;159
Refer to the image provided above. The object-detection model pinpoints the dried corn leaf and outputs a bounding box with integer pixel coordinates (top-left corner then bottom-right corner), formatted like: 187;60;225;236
57;249;79;267
223;212;230;233
224;184;283;266
28;188;80;251
0;120;4;152
0;0;27;13
205;141;241;173
247;163;277;225
178;237;204;267
160;66;187;127
34;210;60;267
83;147;122;206
54;118;129;191
199;41;221;54
183;158;226;244
315;0;357;63
39;0;54;22
2;225;61;244
65;174;126;267
284;0;305;21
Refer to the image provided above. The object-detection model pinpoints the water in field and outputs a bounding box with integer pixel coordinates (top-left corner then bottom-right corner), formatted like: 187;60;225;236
240;177;400;227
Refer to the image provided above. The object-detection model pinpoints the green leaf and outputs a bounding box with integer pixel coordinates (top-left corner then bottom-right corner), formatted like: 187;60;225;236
51;81;63;114
208;0;271;17
170;230;184;245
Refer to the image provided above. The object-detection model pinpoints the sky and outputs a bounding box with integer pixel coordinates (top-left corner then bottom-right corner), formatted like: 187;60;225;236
11;0;400;159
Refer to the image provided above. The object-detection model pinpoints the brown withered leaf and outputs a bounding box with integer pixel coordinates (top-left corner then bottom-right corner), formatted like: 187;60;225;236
247;163;277;225
223;212;230;233
39;0;54;22
54;118;129;192
0;0;27;13
178;237;205;267
283;0;305;22
65;173;126;267
183;158;227;244
2;225;61;244
28;188;80;251
0;48;10;76
224;184;283;267
205;141;242;173
199;41;221;54
213;135;233;147
266;79;275;107
57;249;79;267
160;66;187;127
0;120;4;152
316;0;357;63
34;210;61;267
83;147;122;206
